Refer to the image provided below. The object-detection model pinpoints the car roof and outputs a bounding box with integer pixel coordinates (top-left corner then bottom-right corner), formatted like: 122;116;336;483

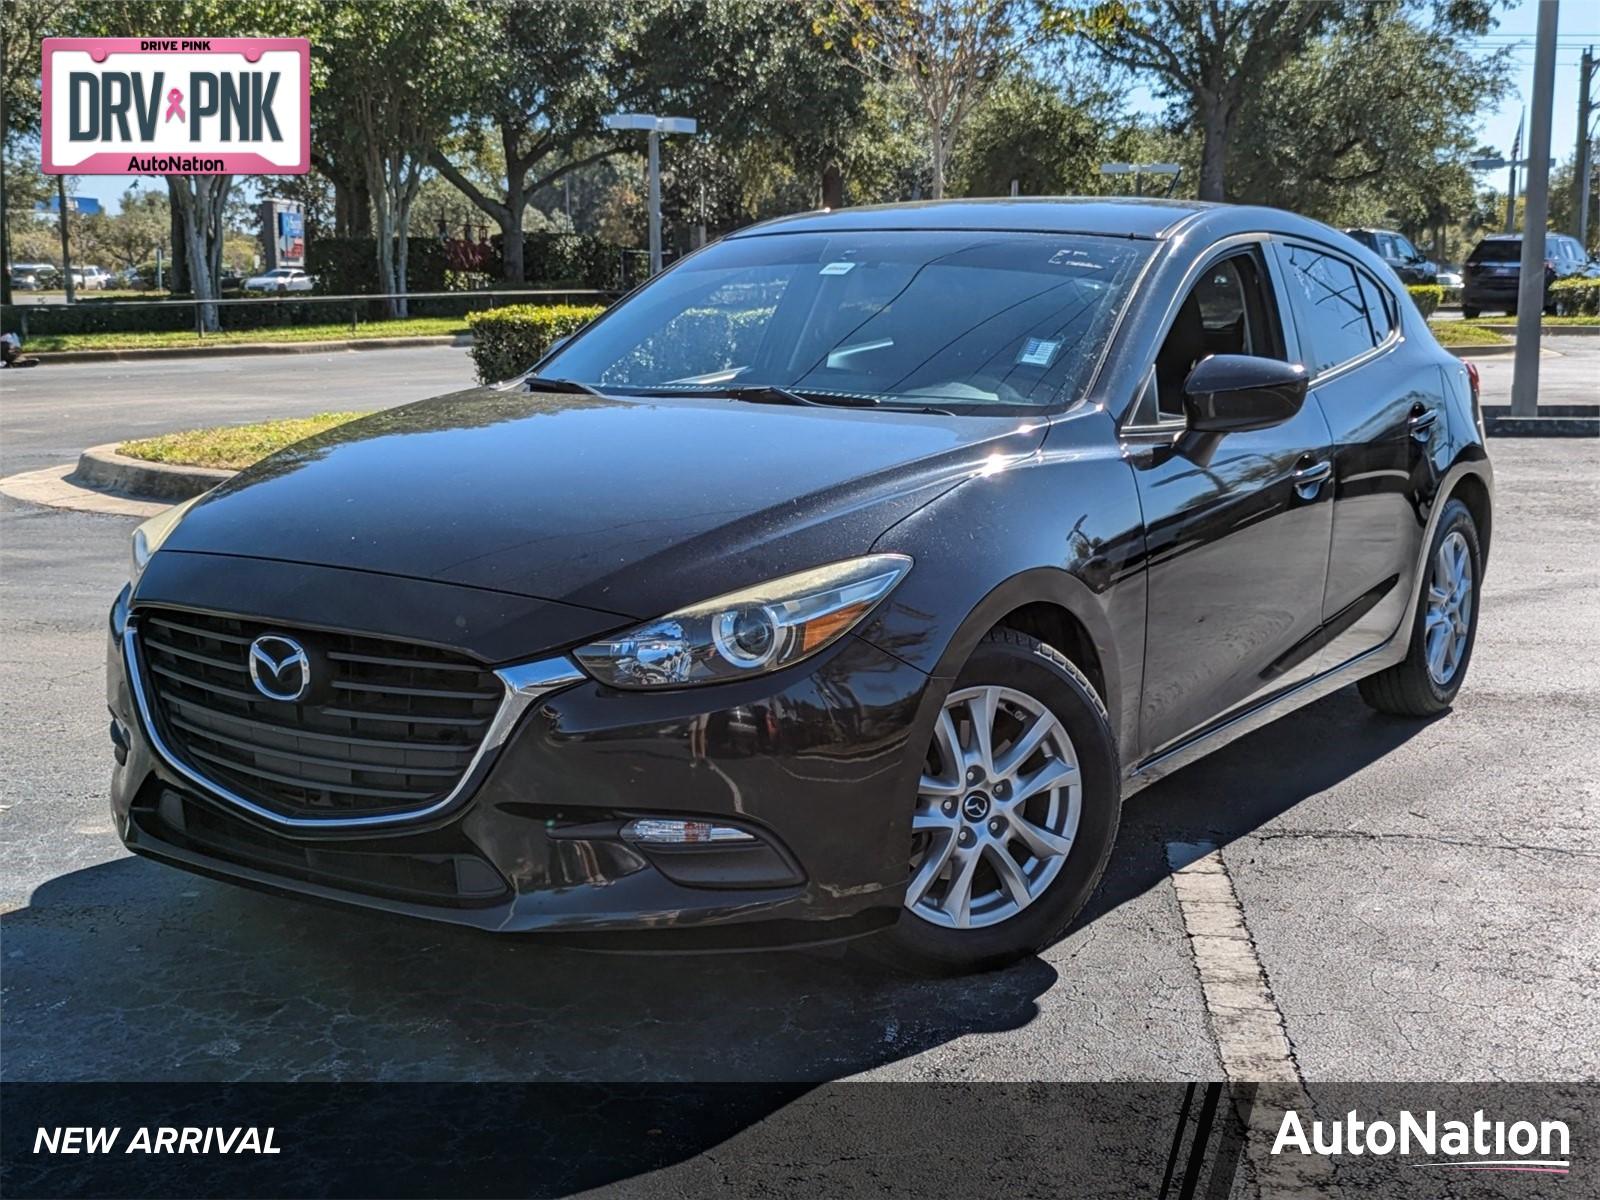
727;197;1344;244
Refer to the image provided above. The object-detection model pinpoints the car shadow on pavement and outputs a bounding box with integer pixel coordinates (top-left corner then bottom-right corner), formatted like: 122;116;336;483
1079;685;1445;929
2;687;1438;1102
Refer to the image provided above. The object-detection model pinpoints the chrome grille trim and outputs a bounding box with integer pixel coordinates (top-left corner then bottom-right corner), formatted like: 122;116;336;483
123;614;584;830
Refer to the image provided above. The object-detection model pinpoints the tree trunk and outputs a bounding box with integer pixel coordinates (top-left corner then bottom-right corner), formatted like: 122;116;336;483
930;131;946;200
333;173;373;238
169;202;189;293
821;161;844;210
1198;93;1231;203
500;168;526;285
167;175;230;331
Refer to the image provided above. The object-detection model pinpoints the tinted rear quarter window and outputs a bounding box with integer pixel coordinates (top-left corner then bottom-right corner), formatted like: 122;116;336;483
1358;273;1395;342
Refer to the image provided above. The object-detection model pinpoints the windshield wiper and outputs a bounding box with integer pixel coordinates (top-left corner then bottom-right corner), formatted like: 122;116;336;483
523;375;605;396
607;383;958;415
723;385;878;409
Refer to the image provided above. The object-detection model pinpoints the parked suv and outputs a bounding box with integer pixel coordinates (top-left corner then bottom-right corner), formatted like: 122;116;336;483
1344;228;1437;285
1462;232;1589;318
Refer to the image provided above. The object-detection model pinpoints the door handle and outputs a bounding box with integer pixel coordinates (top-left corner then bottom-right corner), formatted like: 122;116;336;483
1408;406;1439;442
1292;458;1332;500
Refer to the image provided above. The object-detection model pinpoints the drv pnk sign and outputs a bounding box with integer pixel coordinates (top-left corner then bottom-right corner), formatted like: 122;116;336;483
42;38;309;175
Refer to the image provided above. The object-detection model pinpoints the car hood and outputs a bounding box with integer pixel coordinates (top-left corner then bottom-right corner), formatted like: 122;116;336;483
164;386;1047;620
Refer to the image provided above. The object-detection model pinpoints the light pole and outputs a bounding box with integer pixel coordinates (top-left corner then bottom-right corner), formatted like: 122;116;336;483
1511;0;1559;420
1099;162;1182;197
602;113;698;276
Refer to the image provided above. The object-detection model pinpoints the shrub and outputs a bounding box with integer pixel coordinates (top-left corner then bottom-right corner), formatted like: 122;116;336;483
465;304;605;382
1550;277;1600;316
306;237;450;294
1406;284;1444;317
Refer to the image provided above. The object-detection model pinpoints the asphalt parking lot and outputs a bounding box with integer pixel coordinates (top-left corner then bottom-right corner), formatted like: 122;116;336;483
1;343;1595;1087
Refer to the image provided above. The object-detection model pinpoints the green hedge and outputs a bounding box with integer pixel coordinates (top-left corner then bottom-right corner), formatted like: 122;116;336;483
465;304;605;383
3;297;349;336
1406;284;1444;317
1550;277;1600;316
306;237;450;295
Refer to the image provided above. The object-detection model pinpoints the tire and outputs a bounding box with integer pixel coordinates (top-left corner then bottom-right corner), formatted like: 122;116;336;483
1461;306;1479;319
1359;498;1482;717
869;628;1121;974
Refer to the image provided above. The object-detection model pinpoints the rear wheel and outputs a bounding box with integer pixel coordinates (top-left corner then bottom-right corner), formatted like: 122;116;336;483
875;629;1120;973
1461;306;1480;319
1359;498;1482;717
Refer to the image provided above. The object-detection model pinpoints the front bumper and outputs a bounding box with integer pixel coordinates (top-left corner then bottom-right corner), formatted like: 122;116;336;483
107;578;938;946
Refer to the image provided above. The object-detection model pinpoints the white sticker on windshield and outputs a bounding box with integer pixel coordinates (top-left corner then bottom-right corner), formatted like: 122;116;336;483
820;261;856;275
1017;338;1061;367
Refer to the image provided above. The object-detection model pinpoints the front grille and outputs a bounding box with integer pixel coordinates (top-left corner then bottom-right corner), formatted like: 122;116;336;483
134;608;503;820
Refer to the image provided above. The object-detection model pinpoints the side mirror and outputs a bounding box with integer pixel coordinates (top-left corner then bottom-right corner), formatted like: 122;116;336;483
1182;355;1309;434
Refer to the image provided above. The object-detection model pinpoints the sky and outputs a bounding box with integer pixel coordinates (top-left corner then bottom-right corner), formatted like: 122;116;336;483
62;2;1600;218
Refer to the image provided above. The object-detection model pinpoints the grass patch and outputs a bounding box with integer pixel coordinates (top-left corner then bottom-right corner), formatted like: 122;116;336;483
118;412;369;471
1428;321;1507;347
27;317;469;353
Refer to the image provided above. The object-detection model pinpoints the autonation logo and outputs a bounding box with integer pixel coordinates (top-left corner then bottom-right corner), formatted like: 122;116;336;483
1272;1109;1571;1175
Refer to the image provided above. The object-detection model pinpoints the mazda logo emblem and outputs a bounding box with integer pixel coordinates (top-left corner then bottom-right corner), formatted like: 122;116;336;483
961;792;990;821
248;634;311;702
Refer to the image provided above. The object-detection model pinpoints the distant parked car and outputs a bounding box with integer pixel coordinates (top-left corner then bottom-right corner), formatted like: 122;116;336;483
243;267;314;293
11;262;58;291
1343;228;1438;285
1436;270;1463;290
1461;233;1589;318
77;265;113;290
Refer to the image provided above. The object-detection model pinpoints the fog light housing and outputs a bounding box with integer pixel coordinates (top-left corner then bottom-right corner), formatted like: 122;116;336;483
622;818;756;845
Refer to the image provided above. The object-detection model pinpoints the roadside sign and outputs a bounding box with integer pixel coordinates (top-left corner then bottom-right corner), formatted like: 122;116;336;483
42;37;309;175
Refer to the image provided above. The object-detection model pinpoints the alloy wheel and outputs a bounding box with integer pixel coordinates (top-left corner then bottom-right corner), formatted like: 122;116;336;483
907;685;1082;930
1424;529;1474;686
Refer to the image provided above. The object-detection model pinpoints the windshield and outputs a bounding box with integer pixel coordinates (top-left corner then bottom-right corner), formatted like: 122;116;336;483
539;229;1151;411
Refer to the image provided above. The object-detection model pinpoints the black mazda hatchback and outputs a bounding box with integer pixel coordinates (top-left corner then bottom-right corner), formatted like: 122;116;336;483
108;199;1492;972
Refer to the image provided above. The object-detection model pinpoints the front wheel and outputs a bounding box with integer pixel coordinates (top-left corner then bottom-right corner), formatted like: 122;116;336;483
1359;498;1483;717
874;629;1120;973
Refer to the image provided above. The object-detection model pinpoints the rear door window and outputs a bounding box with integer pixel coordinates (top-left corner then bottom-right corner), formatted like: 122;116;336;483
1279;244;1380;373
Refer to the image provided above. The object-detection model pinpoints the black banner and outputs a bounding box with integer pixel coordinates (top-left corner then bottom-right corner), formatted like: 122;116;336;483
3;1083;1594;1198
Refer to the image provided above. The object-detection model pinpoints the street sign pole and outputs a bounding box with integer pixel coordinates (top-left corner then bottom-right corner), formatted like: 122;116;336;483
57;175;76;303
1577;46;1594;247
647;129;662;277
1512;0;1560;419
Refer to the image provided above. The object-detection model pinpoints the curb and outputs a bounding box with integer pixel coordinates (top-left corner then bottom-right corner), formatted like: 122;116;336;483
0;463;168;517
1482;403;1599;439
31;333;469;364
1481;324;1600;338
72;443;234;501
1472;324;1600;339
1446;343;1515;358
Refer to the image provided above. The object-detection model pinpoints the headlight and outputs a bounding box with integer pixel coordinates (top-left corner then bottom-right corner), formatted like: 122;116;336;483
574;554;911;689
130;496;201;586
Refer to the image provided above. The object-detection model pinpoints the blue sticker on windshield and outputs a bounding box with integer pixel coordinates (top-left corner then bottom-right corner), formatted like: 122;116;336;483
1017;338;1061;367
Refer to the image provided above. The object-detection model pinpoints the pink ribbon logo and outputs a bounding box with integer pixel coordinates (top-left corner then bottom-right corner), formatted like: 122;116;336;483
164;88;185;123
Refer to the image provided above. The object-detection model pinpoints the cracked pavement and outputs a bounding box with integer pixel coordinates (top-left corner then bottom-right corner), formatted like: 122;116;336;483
1;346;1596;1085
